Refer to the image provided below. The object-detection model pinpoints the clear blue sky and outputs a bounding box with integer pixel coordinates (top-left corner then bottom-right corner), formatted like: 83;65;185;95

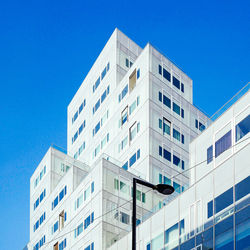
0;0;249;249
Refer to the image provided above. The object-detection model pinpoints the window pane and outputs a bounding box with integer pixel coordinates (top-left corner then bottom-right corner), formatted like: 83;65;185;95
215;130;232;158
163;68;171;81
215;188;233;214
173;103;180;115
163;95;171;108
163;149;171;161
172;76;180;89
235;115;250;142
235;176;250;201
207;145;213;164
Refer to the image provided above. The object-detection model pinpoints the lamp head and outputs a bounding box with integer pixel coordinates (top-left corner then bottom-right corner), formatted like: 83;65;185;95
155;184;174;195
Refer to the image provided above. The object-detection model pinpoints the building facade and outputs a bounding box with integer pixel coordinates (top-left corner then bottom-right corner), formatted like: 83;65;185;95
27;28;249;250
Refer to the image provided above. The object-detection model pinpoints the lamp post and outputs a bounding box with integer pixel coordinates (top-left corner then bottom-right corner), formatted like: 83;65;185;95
132;178;174;250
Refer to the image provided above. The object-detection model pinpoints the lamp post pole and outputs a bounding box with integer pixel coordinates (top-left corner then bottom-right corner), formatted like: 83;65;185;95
132;178;174;250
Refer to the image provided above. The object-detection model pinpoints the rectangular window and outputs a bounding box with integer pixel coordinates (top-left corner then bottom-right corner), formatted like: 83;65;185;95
129;100;137;115
163;95;171;108
79;124;83;135
235;176;250;201
215;188;233;214
181;134;185;144
173;103;180;115
163;68;171;82
215;130;232;158
173;155;181;167
158;65;162;75
94;122;100;135
195;119;198;129
158;91;162;102
172;76;180;89
235;115;250;142
126;58;129;68
181;83;184;93
91;182;94;193
199;122;206;132
79;103;83;114
207;145;213;164
159;146;162;156
163;149;171;162
129;70;137;92
173;128;180;141
101;90;107;103
163;118;171;135
181;109;184;118
122;161;128;170
129;123;137;142
101;67;106;80
163;176;171;185
122;85;128;99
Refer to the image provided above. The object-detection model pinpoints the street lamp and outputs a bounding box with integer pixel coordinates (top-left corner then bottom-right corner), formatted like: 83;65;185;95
132;178;174;250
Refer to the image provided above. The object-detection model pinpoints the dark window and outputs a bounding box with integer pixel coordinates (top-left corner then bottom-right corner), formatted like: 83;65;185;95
158;65;162;75
199;122;206;132
173;103;180;115
235;115;250;142
215;188;233;213
207;145;213;164
235;176;250;201
137;149;140;159
181;83;184;93
163;68;171;81
163;95;171;108
181;160;185;170
125;58;129;68
158;91;162;102
173;155;180;167
215;130;232;158
159;146;162;156
196;227;213;250
163;149;171;161
137;69;140;79
122;85;128;99
195;119;198;129
181;134;185;144
159;119;162;129
172;76;180;89
207;200;213;218
180;237;195;250
122;161;128;170
181;109;184;118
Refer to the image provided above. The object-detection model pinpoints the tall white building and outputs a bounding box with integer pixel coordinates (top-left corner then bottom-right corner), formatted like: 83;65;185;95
27;28;249;250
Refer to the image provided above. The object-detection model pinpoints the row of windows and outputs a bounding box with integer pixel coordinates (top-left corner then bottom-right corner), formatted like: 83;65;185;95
72;120;86;144
92;110;109;137
158;91;184;118
52;186;67;210
114;178;146;203
34;165;46;189
34;189;46;211
33;212;46;232
74;182;94;211
147;204;249;250
92;85;110;115
74;141;86;159
207;114;250;164
122;149;141;170
159;118;185;144
158;64;184;93
207;176;249;219
84;242;94;250
159;146;185;170
159;174;185;194
93;62;110;93
195;119;206;132
72;99;86;124
74;212;94;238
33;235;45;250
93;133;110;159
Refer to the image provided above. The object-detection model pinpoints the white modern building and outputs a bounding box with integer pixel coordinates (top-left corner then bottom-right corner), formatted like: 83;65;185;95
26;28;249;250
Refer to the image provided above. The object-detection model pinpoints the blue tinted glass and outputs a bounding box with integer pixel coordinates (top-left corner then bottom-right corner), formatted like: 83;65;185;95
235;115;250;142
181;160;185;170
101;67;106;80
79;124;83;134
137;69;140;79
122;161;128;170
146;243;151;250
163;68;171;81
163;149;171;161
54;196;58;208
95;77;100;89
196;227;213;249
215;187;233;213
137;149;140;159
235;206;250;249
173;155;180;167
173;76;180;89
173;129;180;141
165;223;178;245
159;146;162;156
79;103;83;113
101;90;106;103
173;182;181;193
159;119;162;129
158;65;162;75
129;153;137;167
164;176;171;185
181;134;184;144
158;91;162;102
195;119;198;128
95;122;100;134
122;85;128;99
173;103;180;115
91;182;94;193
207;145;213;164
180;237;195;250
215;215;234;250
59;189;64;201
95;99;100;112
163;95;171;108
207;200;213;218
236;176;250;201
181;109;184;118
215;130;232;158
181;83;184;93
